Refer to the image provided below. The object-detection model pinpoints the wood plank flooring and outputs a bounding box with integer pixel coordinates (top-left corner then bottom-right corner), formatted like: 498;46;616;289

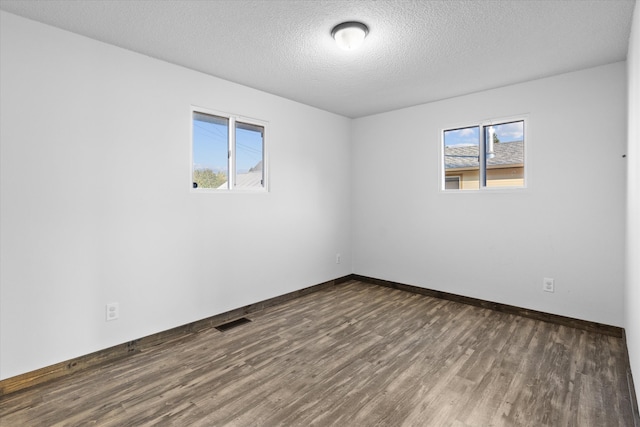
0;280;634;426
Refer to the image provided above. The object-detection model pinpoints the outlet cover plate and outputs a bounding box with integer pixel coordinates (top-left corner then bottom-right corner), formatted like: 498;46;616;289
106;302;119;321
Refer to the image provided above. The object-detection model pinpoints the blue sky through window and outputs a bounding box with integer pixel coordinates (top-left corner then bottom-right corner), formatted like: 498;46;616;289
193;114;263;174
444;126;479;147
444;121;523;147
193;114;228;174
235;125;263;174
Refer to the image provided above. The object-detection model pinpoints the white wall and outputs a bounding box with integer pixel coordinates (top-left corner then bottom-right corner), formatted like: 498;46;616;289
626;0;640;400
0;12;352;380
352;62;627;327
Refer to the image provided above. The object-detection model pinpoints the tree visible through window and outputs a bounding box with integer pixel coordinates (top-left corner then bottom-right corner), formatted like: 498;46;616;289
192;109;266;191
442;119;525;190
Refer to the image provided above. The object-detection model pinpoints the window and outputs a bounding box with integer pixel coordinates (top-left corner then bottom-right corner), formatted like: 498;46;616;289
192;108;266;191
442;118;525;191
445;176;461;190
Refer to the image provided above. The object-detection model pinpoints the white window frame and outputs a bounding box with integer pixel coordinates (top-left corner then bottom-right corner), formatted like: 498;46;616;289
440;115;528;192
190;106;269;193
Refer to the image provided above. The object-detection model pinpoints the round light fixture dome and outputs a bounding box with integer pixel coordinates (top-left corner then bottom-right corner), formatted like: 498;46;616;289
331;21;369;51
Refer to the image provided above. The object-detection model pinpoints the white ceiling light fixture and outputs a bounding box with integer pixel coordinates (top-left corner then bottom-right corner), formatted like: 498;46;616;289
331;21;369;51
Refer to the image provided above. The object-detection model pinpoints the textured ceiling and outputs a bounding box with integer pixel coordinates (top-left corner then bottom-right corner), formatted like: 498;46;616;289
0;0;635;118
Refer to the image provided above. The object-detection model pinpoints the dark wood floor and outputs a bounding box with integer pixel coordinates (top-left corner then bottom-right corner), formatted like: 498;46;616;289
0;280;635;426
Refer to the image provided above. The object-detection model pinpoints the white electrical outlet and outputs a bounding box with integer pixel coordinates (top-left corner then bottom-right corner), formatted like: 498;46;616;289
336;253;341;264
543;278;555;293
106;302;119;321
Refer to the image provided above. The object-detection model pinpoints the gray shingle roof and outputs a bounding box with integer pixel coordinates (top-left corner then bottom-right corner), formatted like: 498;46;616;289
444;141;524;170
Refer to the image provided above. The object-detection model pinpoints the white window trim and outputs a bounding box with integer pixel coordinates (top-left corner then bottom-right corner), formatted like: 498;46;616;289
190;105;269;193
439;114;529;193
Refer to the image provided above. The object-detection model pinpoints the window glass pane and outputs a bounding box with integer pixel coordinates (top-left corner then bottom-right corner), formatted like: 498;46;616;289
485;121;525;188
445;176;460;190
443;126;479;190
235;122;264;188
193;112;229;189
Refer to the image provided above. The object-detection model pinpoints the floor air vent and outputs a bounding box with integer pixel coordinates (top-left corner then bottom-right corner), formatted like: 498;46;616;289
215;317;252;332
